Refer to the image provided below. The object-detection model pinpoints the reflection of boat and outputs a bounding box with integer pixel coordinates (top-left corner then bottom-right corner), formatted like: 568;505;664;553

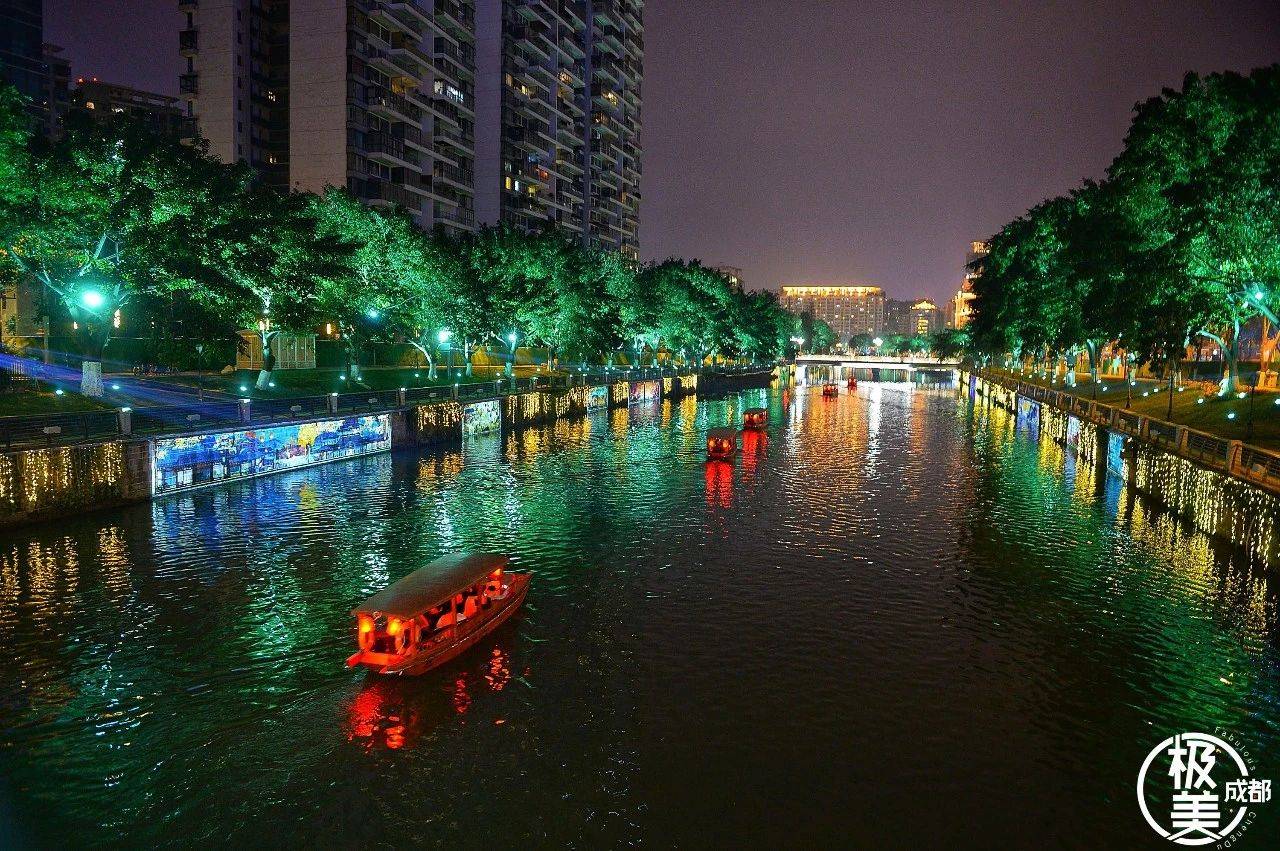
346;553;530;676
846;376;857;389
822;383;839;397
706;427;737;460
742;407;767;430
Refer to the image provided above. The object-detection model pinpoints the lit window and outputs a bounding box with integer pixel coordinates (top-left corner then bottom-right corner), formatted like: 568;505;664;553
84;101;95;109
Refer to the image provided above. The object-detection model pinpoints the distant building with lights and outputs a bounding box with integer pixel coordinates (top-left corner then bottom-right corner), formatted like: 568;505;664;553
713;266;745;292
946;240;987;329
72;78;190;138
908;298;941;336
780;285;885;341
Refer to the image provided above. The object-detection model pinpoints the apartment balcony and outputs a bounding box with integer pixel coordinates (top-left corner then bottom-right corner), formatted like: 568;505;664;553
368;91;422;123
433;161;474;190
401;124;431;152
179;28;198;56
365;133;420;169
434;124;472;154
385;0;434;33
434;0;475;38
368;180;421;212
178;0;198;10
433;204;475;228
179;73;198;98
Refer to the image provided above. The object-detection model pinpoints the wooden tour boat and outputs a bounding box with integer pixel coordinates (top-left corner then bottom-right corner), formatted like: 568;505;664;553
346;553;530;676
706;427;738;460
846;376;858;389
742;407;768;430
822;382;840;397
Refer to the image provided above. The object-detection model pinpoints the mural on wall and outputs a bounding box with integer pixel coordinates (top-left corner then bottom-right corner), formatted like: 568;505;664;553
462;400;501;437
587;385;609;410
1107;432;1127;478
1066;414;1081;450
1016;396;1041;436
153;415;391;495
629;380;659;406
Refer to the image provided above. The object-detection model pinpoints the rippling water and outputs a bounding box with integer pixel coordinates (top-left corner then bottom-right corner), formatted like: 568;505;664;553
1;383;1278;848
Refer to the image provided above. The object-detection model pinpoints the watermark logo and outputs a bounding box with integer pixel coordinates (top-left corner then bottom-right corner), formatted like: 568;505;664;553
1137;731;1271;845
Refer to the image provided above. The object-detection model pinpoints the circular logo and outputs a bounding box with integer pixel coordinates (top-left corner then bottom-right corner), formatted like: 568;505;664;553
1137;731;1270;846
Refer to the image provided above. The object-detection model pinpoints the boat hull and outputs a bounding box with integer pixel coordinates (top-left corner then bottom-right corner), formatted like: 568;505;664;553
347;574;530;676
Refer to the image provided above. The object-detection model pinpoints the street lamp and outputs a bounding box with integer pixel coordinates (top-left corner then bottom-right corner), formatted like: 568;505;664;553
80;289;105;310
873;337;883;348
505;331;517;376
365;308;380;320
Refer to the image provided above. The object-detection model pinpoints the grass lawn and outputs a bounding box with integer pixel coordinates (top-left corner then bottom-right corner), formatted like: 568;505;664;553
989;368;1280;451
0;389;113;417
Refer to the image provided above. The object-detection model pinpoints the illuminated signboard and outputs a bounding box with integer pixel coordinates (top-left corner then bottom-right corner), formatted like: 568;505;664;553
462;399;501;436
152;415;391;495
1015;396;1040;436
629;380;659;406
1107;432;1126;477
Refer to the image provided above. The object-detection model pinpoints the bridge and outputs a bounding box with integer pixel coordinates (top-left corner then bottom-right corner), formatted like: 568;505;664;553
794;354;960;382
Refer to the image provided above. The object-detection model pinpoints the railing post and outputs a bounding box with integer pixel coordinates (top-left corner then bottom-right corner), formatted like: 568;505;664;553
1138;417;1149;439
451;384;459;401
1176;426;1188;453
238;398;252;423
1226;440;1243;473
117;407;132;435
397;387;408;407
327;393;339;415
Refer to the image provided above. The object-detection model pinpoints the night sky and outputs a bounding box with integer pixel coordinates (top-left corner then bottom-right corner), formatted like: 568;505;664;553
47;0;1280;302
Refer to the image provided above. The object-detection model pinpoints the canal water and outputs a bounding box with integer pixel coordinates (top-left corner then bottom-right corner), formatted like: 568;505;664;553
2;383;1278;848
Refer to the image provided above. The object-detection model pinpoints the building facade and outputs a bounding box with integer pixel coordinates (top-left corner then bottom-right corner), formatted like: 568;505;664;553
73;78;189;137
713;265;744;292
908;298;941;336
39;43;70;136
946;240;987;329
182;0;478;234
780;285;885;342
474;0;642;256
0;1;44;116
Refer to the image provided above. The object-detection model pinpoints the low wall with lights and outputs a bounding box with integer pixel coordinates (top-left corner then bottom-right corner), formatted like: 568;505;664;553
0;441;150;525
965;370;1280;569
0;372;732;528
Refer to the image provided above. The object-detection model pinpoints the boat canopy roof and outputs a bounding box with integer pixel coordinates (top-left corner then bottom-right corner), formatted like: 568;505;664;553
707;427;737;439
351;553;509;618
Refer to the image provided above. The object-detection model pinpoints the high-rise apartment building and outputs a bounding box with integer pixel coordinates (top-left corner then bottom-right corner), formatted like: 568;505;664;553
0;1;45;115
780;285;885;342
182;0;478;233
475;0;642;256
39;43;70;137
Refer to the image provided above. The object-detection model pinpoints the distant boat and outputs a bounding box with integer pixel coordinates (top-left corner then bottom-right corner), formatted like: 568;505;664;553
742;408;767;430
822;382;839;397
706;427;738;461
346;553;530;676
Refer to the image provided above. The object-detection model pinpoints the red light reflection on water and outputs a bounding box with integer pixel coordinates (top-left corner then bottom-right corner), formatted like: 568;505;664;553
346;646;521;751
740;429;767;477
345;679;419;752
705;460;733;508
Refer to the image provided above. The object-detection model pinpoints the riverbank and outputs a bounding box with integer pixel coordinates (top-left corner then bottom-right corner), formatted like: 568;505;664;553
987;367;1280;451
0;368;775;528
969;369;1280;568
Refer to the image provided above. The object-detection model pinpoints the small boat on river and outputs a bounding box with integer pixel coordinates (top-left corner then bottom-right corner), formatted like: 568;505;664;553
822;382;839;397
706;427;738;460
846;376;857;389
346;553;530;676
742;408;767;430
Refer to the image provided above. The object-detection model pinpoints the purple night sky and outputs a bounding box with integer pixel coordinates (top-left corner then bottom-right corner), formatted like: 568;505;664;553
46;0;1280;302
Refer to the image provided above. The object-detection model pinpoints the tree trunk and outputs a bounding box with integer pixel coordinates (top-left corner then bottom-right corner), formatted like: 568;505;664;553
464;341;473;377
81;359;104;397
1224;317;1241;395
255;330;276;390
1260;317;1278;389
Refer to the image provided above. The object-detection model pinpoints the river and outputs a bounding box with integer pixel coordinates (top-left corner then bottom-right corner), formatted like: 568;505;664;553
1;382;1277;847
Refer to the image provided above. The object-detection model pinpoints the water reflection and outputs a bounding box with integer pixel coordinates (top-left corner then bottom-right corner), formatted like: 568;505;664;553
0;383;1278;848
